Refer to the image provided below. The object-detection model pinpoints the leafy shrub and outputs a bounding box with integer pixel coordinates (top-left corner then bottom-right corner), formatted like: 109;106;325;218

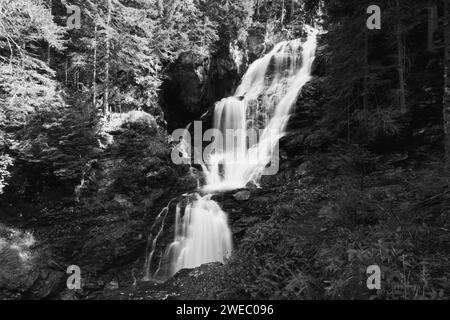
210;205;319;299
122;111;158;134
324;186;379;230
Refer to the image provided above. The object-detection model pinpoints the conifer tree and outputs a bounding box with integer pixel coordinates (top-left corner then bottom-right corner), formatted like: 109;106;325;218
62;0;219;118
0;0;65;126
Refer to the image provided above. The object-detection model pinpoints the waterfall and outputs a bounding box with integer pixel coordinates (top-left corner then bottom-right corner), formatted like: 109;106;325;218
143;202;172;281
152;196;233;280
203;27;318;191
145;27;318;281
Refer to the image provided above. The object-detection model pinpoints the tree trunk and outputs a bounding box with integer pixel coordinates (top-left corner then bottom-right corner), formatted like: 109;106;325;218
444;0;450;166
362;29;369;122
65;58;68;86
347;99;351;143
396;0;406;113
291;0;296;33
47;0;52;66
291;0;295;18
158;0;164;16
93;21;98;111
427;2;438;52
104;0;111;118
75;71;78;91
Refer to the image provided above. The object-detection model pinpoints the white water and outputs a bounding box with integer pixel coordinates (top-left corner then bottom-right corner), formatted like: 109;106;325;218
143;205;170;281
146;28;318;281
203;27;318;191
153;196;233;279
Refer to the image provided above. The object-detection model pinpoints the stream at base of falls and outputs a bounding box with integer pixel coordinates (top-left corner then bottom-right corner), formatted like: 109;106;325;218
143;27;318;282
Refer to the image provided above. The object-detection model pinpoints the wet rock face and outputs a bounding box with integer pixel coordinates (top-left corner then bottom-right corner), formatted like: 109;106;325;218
163;52;210;118
233;190;251;201
311;36;327;77
160;49;242;131
281;76;330;157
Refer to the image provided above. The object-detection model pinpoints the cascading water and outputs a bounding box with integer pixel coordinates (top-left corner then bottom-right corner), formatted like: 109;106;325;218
151;195;233;280
145;27;318;282
203;27;318;191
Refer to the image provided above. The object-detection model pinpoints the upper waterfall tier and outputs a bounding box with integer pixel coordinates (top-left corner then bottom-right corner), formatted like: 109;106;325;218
203;28;319;192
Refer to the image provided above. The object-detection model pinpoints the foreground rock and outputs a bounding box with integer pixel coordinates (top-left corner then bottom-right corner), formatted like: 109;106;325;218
0;113;195;299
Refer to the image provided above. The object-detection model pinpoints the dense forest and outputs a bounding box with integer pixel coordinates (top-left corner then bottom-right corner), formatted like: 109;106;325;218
1;0;450;300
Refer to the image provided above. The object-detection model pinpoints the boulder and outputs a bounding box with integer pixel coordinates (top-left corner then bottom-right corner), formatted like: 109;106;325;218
233;190;251;201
